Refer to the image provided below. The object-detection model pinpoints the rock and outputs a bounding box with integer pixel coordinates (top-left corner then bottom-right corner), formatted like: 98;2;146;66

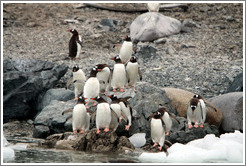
182;19;199;28
153;38;167;44
207;92;243;133
227;72;243;92
135;45;158;63
33;100;75;138
38;88;74;111
63;19;79;24
164;87;223;127
41;129;135;152
3;59;68;123
100;19;116;27
130;12;182;42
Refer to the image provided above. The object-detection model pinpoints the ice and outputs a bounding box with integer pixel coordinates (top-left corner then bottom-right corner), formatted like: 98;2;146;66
9;143;27;151
138;152;167;163
3;147;15;162
138;130;244;163
129;133;146;148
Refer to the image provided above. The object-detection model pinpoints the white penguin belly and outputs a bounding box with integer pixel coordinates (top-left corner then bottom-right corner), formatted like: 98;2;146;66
72;104;88;131
187;107;202;124
83;77;100;100
96;67;110;91
126;62;138;86
151;119;165;146
96;103;111;129
162;112;172;132
119;41;133;64
111;64;126;89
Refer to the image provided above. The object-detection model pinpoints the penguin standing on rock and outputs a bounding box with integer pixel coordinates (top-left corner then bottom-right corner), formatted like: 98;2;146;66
92;96;112;134
68;29;82;60
119;35;133;64
72;96;90;133
110;55;127;92
95;64;111;95
66;65;86;100
117;97;133;131
83;66;100;108
187;95;206;128
126;56;142;92
149;109;166;151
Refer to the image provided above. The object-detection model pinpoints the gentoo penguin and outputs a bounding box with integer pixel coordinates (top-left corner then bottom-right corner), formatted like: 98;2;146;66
68;29;83;60
119;35;133;64
83;66;100;108
150;109;166;151
66;65;86;100
126;56;142;92
72;96;90;133
95;64;111;95
117;97;133;131
147;3;160;12
92;96;112;134
110;55;127;92
187;95;206;128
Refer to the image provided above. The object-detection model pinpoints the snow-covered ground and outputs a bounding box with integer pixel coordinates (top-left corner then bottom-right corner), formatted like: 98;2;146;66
138;130;244;163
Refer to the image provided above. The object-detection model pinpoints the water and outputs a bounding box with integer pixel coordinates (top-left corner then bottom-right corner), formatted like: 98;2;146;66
11;148;142;163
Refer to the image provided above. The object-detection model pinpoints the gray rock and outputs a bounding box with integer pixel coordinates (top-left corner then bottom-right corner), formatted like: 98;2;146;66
207;92;243;133
130;12;182;42
38;88;74;111
33;125;50;138
3;59;68;123
227;72;243;92
100;19;116;27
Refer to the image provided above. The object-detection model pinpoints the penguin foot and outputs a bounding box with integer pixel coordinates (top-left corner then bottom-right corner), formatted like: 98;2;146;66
104;128;109;132
79;130;85;134
120;88;125;92
200;124;204;128
96;129;100;134
152;142;158;147
125;125;130;131
165;131;170;136
158;146;162;151
194;124;199;128
74;97;78;101
86;105;89;109
188;124;193;128
126;85;129;89
93;101;97;106
132;86;136;92
73;130;78;133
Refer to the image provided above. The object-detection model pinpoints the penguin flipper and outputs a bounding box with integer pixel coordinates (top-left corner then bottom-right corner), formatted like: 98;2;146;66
66;77;73;89
120;112;128;122
161;119;167;131
77;35;83;47
62;108;73;115
138;67;142;81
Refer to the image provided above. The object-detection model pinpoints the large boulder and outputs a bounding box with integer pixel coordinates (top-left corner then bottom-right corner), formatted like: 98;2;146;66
207;92;243;133
3;59;68;123
164;87;223;127
130;12;182;42
227;72;243;93
41;129;135;153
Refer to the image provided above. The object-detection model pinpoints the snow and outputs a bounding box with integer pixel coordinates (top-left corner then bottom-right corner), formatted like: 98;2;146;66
129;133;146;148
138;130;244;163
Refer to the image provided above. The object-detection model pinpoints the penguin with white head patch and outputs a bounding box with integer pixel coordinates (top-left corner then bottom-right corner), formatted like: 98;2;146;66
110;55;127;92
126;56;142;92
72;96;90;133
92;96;112;134
68;29;83;60
83;66;100;108
96;64;111;95
187;95;206;128
119;35;133;64
149;109;166;151
66;65;86;100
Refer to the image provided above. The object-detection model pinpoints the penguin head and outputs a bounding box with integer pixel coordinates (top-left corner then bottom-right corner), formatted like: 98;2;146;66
72;65;79;72
190;98;199;111
68;29;78;35
193;94;202;99
108;94;118;100
124;35;131;41
77;96;85;104
130;56;137;63
89;66;99;77
110;55;122;63
96;64;107;72
153;109;164;119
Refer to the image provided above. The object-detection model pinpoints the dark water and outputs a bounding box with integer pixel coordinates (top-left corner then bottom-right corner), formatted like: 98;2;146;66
12;148;142;163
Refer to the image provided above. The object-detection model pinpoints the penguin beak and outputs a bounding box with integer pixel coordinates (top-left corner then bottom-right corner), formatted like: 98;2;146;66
110;58;114;60
97;69;102;72
107;95;111;97
67;30;70;32
91;98;96;100
84;98;88;100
